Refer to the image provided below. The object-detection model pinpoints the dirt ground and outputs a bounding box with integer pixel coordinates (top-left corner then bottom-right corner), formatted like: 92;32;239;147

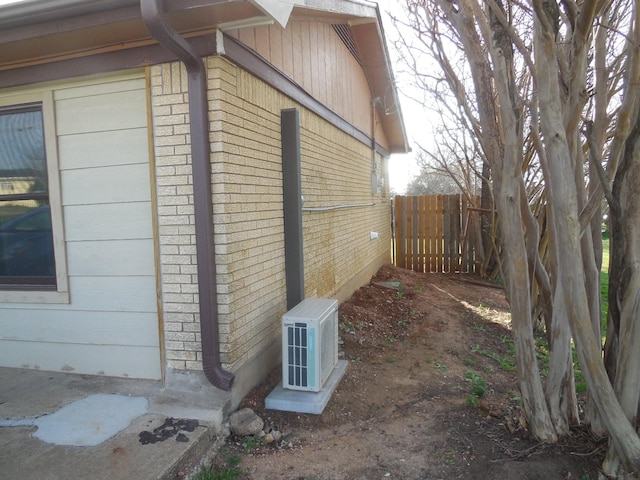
213;265;605;480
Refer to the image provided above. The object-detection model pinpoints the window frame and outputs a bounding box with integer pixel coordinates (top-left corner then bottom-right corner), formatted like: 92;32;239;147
0;91;69;304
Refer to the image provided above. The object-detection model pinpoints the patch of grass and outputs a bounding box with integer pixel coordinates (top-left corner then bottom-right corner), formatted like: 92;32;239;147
242;436;263;452
464;370;487;407
193;455;242;480
465;370;487;397
471;345;516;372
472;323;487;332
601;232;609;338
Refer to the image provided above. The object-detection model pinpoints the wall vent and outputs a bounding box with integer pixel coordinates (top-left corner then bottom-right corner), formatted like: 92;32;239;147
332;24;363;66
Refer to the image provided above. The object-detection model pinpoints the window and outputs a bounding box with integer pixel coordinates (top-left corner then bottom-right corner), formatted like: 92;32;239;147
0;92;68;302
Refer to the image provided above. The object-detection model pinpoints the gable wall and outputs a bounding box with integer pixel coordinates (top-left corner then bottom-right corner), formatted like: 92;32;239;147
151;56;390;375
225;20;389;151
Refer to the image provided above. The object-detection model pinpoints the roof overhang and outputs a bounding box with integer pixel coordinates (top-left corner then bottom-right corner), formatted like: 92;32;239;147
0;0;409;153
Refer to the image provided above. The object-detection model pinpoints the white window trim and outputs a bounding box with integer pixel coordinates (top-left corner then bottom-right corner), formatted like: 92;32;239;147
0;90;69;304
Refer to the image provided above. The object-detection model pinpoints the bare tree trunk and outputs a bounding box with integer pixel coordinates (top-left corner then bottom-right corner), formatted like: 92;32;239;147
533;3;640;472
603;102;640;478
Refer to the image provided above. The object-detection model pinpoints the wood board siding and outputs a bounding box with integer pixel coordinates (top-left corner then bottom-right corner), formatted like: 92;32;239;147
0;72;161;379
225;21;389;151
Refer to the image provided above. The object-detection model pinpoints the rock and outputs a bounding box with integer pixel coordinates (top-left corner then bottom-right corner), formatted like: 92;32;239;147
272;430;282;442
229;408;264;436
264;433;275;444
219;422;231;438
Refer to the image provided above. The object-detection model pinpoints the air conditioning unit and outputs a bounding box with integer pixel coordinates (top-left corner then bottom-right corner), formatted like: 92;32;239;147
282;298;339;392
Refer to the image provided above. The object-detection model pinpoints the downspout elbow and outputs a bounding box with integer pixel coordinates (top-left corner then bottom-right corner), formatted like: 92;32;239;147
141;0;234;391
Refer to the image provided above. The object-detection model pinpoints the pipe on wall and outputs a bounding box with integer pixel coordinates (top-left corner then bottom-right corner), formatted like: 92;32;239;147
141;0;234;391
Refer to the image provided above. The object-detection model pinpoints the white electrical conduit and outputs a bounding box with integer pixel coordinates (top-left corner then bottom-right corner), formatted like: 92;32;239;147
302;202;376;212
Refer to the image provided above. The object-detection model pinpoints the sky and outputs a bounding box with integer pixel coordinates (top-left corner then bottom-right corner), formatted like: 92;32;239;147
377;0;423;194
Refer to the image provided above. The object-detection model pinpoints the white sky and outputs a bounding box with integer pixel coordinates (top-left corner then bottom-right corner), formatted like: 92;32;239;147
377;0;423;194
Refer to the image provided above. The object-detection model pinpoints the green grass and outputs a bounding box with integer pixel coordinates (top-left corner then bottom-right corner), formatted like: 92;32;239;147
532;233;609;394
601;232;609;336
464;370;488;407
192;454;243;480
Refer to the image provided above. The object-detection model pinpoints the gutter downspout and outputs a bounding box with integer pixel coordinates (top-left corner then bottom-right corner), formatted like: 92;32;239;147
141;0;234;391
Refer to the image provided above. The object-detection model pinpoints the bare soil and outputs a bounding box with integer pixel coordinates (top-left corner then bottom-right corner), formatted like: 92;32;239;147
214;265;605;480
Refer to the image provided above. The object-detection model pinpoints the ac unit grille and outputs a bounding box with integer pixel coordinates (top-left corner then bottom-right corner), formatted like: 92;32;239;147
282;298;338;392
287;322;309;387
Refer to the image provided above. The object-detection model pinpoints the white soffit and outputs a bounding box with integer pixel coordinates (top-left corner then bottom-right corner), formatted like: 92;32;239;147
248;0;295;28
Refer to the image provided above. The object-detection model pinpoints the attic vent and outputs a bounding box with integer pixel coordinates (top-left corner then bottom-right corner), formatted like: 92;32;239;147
332;24;362;66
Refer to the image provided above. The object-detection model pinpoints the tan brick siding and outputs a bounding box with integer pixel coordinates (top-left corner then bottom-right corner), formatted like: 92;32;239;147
150;55;390;374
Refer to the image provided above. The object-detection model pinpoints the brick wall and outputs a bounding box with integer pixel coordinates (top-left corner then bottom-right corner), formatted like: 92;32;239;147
150;56;390;375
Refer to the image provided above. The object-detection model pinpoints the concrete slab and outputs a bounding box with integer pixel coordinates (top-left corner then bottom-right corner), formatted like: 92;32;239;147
0;367;232;480
264;360;348;414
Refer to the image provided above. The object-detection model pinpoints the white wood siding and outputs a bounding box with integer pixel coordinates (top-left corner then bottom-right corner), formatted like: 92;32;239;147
0;73;161;379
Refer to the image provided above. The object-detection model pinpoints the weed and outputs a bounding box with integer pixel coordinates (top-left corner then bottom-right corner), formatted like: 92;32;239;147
397;319;408;327
395;290;405;299
351;357;362;363
386;336;399;344
409;309;418;316
385;355;397;363
465;371;487;397
463;358;476;367
435;363;448;370
242;436;263;452
465;370;488;407
445;451;456;465
471;345;516;372
465;394;479;407
340;321;364;335
473;323;487;332
192;455;242;480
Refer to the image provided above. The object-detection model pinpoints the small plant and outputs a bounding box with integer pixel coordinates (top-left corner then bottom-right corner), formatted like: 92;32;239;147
472;323;487;332
463;358;476;367
435;363;448;370
444;451;456;465
385;355;396;363
397;319;408;327
395;290;405;299
242;436;263;452
351;356;362;363
471;345;516;372
386;336;399;344
464;370;488;407
192;455;242;480
465;394;479;407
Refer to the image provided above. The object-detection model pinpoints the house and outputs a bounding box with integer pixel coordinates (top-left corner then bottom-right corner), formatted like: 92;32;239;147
0;0;408;407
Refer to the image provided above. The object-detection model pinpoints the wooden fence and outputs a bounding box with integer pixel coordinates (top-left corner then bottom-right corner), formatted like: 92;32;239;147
393;194;479;273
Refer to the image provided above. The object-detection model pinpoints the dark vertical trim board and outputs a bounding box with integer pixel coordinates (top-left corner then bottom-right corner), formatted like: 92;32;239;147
281;108;305;310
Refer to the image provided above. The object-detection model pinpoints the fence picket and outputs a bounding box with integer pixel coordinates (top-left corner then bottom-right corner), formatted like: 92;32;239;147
393;194;477;274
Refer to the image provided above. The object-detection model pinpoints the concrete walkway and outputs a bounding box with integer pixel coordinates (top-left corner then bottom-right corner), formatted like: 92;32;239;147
0;367;232;480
